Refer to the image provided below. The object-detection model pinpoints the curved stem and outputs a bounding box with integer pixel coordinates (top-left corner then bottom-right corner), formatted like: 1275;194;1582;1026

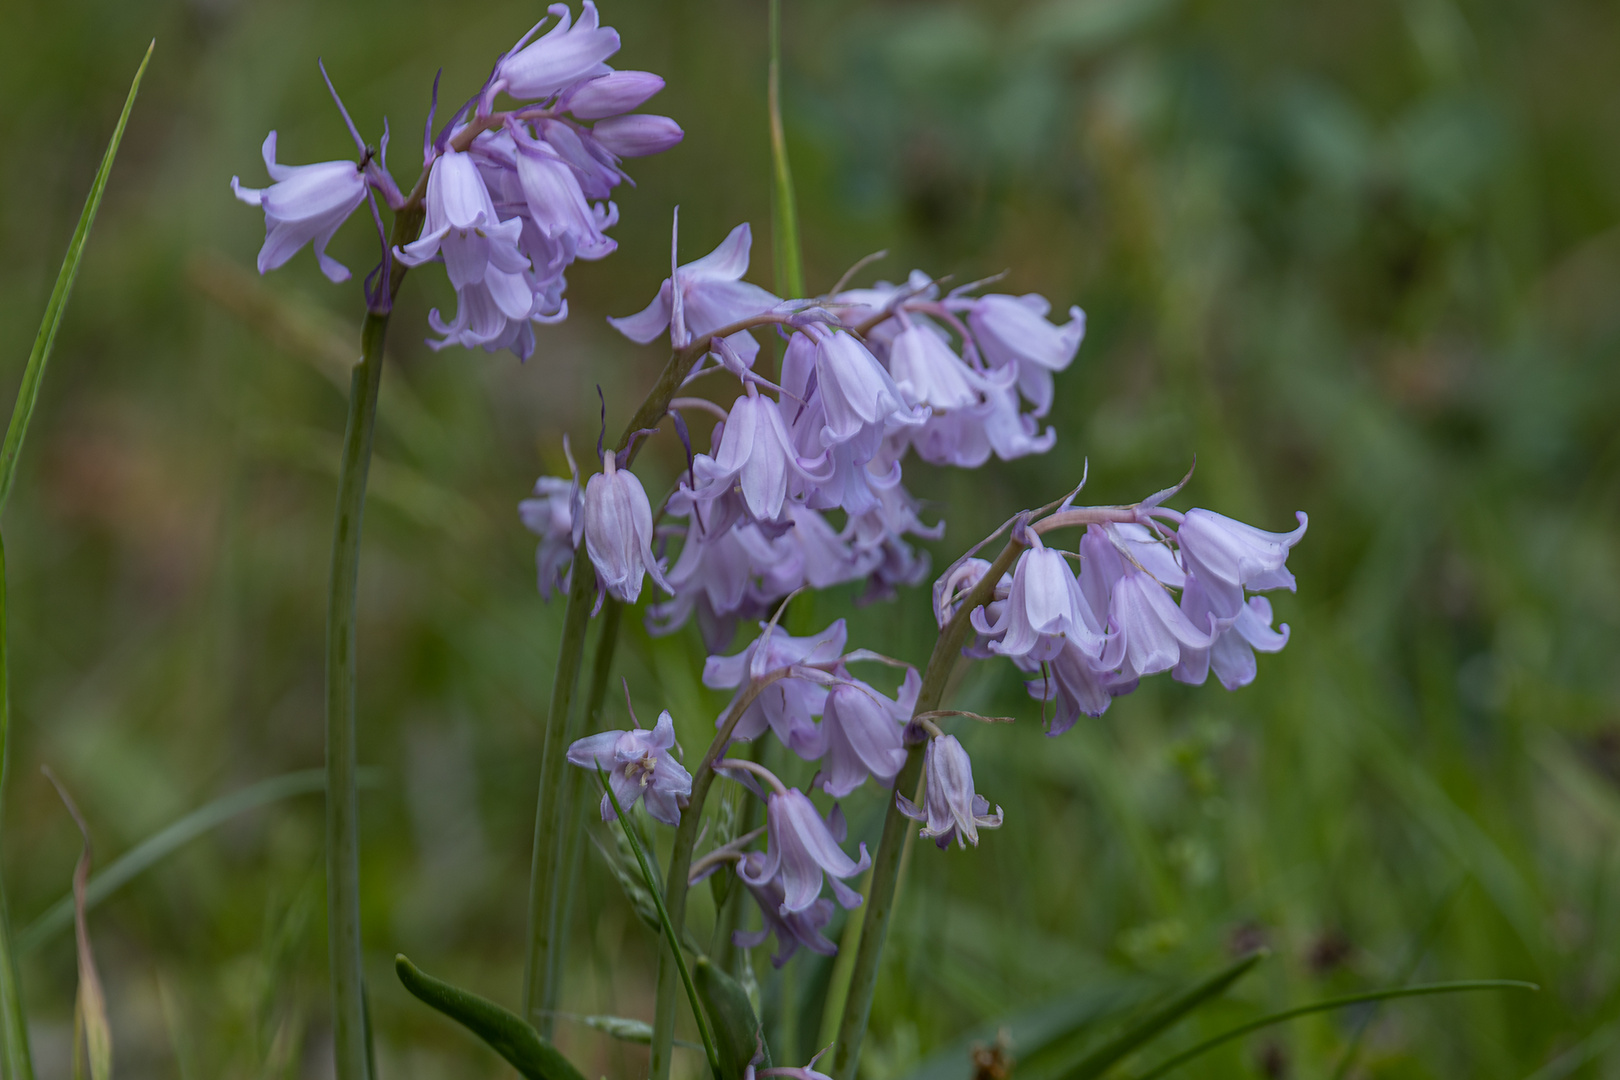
831;535;1027;1080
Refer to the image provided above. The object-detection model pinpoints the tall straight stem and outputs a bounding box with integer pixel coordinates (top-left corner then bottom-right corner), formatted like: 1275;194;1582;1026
831;538;1025;1080
325;309;392;1080
767;0;804;299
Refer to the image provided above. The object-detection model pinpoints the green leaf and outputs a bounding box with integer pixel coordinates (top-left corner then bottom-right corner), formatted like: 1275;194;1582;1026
694;956;767;1080
17;768;353;956
767;0;803;297
1057;950;1266;1080
1129;979;1538;1080
0;40;153;517
394;955;588;1080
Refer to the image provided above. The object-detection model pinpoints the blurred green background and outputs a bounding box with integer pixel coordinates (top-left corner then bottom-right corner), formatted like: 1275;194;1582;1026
3;0;1619;1076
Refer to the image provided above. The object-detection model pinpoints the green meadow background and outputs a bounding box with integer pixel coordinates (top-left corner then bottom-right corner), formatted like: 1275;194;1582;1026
2;0;1619;1076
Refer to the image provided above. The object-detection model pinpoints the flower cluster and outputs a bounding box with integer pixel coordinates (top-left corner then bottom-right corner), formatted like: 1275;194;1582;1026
525;220;1087;643
948;501;1307;735
233;2;681;357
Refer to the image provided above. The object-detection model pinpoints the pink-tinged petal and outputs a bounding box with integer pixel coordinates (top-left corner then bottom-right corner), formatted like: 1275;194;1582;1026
309;215;353;284
642;785;682;826
567;70;665;119
230;176;264;207
682;222;753;282
606;769;644;818
566;729;624;767
486;267;536;320
1209;630;1258;690
261;131;293;181
441;229;491;290
591;114;684;157
607;280;674;342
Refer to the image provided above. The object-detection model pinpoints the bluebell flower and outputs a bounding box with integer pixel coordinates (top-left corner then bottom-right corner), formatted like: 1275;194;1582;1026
231;133;367;283
898;735;1003;849
566;709;692;826
582;451;670;607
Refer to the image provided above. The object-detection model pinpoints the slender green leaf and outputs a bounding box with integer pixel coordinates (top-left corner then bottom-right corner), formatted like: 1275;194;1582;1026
694;956;767;1080
0;41;153;517
0;539;34;1080
1130;980;1537;1080
16;768;357;956
597;768;722;1077
394;955;588;1080
1057;950;1266;1080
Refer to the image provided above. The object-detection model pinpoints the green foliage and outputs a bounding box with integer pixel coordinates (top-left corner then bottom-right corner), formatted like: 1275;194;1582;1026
394;954;588;1080
694;955;768;1080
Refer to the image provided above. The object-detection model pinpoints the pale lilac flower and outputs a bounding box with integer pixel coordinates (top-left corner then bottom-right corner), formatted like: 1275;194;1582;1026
231;133;367;283
493;2;620;101
1025;638;1134;734
704;620;847;757
509;124;617;259
809;328;928;446
396;148;530;289
609;222;781;365
756;1048;835;1080
564;70;665;119
887;319;998;412
566;710;692;826
1173;509;1308;618
979;383;1058;460
591;114;686;157
732;851;838;967
819;669;918;797
1172;578;1291;690
583;451;671;607
973;529;1109;664
897;735;1003;849
690;383;833;522
1109;565;1215;679
965;293;1086;417
739;790;870;912
520;468;582;600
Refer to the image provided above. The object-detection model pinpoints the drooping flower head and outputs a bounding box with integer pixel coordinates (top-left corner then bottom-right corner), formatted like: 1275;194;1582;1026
583;451;671;608
739;789;870;913
897;735;1003;849
232;133;368;283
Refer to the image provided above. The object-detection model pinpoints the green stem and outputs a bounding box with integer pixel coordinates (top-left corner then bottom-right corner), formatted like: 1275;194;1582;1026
831;537;1026;1080
522;315;782;1029
0;539;35;1080
321;199;422;1080
325;308;390;1080
767;0;804;299
542;599;623;1028
651;672;793;1080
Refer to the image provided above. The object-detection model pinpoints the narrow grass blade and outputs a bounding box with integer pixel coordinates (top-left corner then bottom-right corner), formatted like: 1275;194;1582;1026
1057;950;1266;1080
597;768;722;1078
42;772;111;1080
394;955;588;1080
767;0;804;298
0;539;34;1080
17;768;360;956
1130;980;1538;1080
0;40;154;517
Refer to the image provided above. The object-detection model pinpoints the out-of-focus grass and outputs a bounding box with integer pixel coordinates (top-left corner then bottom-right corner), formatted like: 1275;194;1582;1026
2;0;1618;1077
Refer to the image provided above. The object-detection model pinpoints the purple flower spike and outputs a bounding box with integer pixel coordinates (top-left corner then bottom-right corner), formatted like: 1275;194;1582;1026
732;850;838;967
566;709;693;826
1173;508;1308;618
819;670;917;798
898;735;1003;849
740;789;870;913
494;2;621;101
590;114;685;157
609;221;781;364
565;70;666;119
231;132;368;283
966;294;1085;417
583;451;671;607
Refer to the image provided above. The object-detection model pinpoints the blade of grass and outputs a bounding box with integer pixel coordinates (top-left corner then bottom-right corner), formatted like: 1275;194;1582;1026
1129;980;1538;1080
767;0;804;298
41;771;112;1080
0;41;153;516
1057;950;1267;1080
16;768;366;956
596;768;721;1078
